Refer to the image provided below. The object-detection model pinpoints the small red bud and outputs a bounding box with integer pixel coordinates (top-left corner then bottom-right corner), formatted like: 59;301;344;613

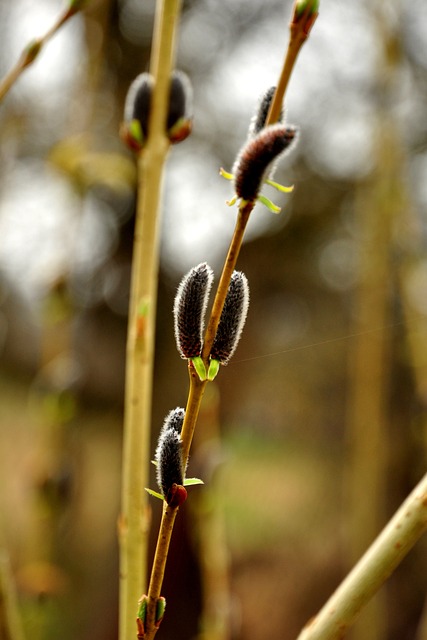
166;483;187;507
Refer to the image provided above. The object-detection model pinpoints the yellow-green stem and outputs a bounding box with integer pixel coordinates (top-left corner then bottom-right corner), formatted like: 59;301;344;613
145;505;179;639
119;1;182;640
266;5;318;125
202;201;252;360
296;473;427;640
0;549;25;640
143;202;252;640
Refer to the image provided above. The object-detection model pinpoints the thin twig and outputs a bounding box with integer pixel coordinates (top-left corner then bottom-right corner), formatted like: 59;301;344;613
142;4;318;637
145;505;180;639
296;473;427;640
119;1;182;639
0;1;87;103
266;0;318;125
143;201;253;639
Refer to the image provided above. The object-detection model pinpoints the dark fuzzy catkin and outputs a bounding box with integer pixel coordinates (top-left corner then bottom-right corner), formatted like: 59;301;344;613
234;124;297;202
249;86;284;137
155;408;186;498
173;263;214;359
155;429;183;498
210;271;249;365
167;70;192;130
161;407;185;436
124;72;153;139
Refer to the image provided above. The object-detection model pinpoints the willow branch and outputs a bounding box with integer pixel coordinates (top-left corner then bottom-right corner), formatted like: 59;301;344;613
0;549;25;640
266;0;318;125
0;0;87;103
296;473;427;640
143;4;319;637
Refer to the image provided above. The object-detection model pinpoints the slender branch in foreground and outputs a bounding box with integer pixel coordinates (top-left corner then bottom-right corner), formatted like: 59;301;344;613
142;4;318;637
296;473;427;640
0;0;87;103
143;200;252;639
119;1;182;639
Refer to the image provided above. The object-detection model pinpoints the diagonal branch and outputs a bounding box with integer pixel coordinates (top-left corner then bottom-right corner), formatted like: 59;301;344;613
296;473;427;640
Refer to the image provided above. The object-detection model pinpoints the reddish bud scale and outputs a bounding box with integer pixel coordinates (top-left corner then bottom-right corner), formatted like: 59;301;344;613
210;271;249;365
234;125;297;203
166;483;187;508
173;263;214;359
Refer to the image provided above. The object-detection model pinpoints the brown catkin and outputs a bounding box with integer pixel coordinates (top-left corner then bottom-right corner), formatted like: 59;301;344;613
173;263;214;359
233;124;297;202
210;271;249;365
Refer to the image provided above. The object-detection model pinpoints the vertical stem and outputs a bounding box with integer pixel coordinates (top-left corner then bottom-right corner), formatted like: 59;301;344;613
345;170;391;639
119;2;182;640
345;7;402;637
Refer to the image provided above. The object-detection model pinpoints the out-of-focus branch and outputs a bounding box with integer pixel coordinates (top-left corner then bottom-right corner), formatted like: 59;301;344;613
118;1;182;639
296;473;427;640
0;549;25;640
0;0;88;103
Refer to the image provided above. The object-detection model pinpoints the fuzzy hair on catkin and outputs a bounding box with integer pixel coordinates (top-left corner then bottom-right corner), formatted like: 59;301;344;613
160;407;185;436
155;408;186;498
167;70;193;130
233;124;298;202
155;429;183;498
210;271;250;365
173;263;214;359
249;86;284;137
124;72;153;139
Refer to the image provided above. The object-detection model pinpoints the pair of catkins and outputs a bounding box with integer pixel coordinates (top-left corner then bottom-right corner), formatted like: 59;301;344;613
155;264;249;507
122;72;298;505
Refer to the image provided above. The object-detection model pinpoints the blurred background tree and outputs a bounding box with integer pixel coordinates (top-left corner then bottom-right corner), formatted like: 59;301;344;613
0;1;426;639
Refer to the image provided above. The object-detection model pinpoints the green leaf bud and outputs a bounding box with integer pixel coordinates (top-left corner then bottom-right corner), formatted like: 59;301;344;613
137;595;148;639
23;39;42;68
207;358;220;381
295;0;319;18
155;597;166;627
